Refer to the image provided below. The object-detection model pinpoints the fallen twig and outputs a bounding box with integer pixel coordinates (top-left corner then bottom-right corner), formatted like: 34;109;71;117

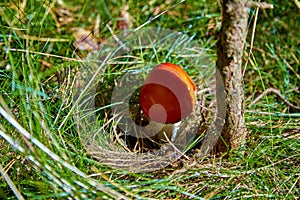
251;88;300;111
246;1;274;9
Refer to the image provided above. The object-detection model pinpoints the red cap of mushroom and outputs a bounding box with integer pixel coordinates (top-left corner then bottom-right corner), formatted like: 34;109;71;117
140;63;197;124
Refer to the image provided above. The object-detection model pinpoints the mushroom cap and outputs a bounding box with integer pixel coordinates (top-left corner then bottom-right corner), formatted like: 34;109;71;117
140;63;197;124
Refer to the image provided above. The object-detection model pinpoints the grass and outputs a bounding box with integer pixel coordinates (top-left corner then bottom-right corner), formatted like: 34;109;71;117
0;0;299;199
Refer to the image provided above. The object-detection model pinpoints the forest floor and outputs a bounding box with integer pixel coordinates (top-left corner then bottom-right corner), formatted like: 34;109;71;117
0;0;299;199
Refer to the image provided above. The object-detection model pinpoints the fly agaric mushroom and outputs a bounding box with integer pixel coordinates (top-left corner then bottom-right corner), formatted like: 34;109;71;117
140;63;197;124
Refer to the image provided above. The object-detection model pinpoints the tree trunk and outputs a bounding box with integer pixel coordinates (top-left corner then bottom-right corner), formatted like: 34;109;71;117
216;0;249;153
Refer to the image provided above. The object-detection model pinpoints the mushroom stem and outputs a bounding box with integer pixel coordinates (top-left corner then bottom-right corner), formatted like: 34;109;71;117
170;122;181;142
143;121;181;143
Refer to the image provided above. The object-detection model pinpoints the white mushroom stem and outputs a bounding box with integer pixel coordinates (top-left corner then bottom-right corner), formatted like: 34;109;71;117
170;122;181;142
143;121;181;143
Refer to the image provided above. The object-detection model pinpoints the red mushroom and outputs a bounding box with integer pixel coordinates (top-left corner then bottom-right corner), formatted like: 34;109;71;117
140;63;197;124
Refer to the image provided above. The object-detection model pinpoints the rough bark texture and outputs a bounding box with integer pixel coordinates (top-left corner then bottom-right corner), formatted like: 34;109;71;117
216;0;249;153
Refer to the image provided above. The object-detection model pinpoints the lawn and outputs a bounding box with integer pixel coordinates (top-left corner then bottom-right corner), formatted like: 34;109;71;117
0;0;299;199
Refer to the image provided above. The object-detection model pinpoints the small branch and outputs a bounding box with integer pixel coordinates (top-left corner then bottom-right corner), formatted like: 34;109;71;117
251;88;300;111
246;1;274;9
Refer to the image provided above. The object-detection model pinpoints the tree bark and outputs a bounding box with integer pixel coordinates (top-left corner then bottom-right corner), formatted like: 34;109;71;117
216;0;249;153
